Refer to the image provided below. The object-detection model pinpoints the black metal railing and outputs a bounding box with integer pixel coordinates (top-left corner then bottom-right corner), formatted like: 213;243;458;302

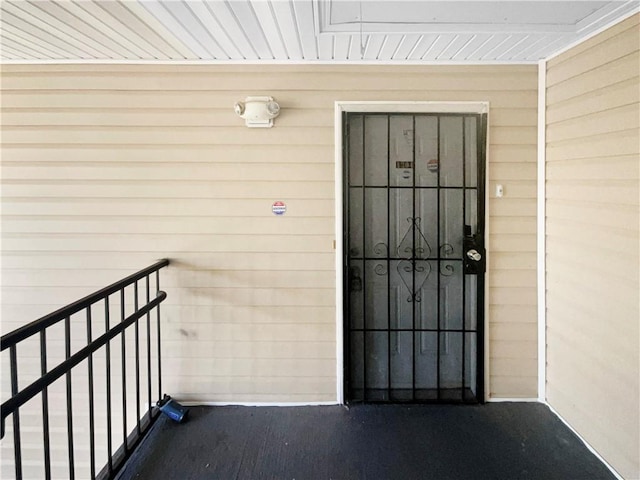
1;259;170;480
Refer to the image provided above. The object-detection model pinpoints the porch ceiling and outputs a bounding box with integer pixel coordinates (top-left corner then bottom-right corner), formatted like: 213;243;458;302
0;1;637;63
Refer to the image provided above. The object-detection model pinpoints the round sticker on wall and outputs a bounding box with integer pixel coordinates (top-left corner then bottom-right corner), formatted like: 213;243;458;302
427;159;439;173
272;201;287;215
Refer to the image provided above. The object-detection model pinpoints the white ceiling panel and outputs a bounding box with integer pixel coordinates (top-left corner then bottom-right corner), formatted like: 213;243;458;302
332;34;350;60
0;0;637;63
392;34;422;60
96;1;189;58
251;1;289;59
228;0;276;59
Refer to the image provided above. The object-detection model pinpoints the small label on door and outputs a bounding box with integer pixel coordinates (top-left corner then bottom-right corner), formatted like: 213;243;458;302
396;161;413;169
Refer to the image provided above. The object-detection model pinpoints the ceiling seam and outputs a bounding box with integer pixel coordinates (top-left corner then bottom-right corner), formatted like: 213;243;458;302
246;0;275;60
419;36;440;60
17;1;121;59
390;35;406;60
525;35;569;61
361;35;371;60
177;4;228;59
122;1;191;59
1;27;63;59
267;0;290;60
479;35;512;60
512;36;547;60
405;35;424;61
0;9;96;59
2;24;78;59
202;2;245;60
288;0;306;60
155;2;211;59
51;1;144;60
0;36;51;59
462;35;492;61
331;35;335;61
436;34;460;60
496;34;532;61
224;0;260;60
450;35;476;61
75;1;159;59
376;34;388;60
311;0;320;61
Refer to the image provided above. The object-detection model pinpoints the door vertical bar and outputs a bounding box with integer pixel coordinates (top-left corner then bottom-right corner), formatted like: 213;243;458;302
387;114;391;400
477;114;487;402
462;116;467;401
361;115;367;401
411;115;417;401
436;115;441;400
342;113;351;402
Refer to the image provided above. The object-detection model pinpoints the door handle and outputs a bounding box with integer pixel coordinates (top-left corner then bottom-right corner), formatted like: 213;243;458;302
466;249;482;262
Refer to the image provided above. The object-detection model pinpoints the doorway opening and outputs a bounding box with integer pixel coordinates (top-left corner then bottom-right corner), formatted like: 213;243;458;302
342;111;487;403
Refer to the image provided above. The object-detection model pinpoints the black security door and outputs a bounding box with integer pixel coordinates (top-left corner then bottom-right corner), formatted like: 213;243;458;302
344;113;486;403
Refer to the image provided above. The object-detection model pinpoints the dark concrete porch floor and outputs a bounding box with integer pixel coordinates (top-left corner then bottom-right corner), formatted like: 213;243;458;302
118;403;615;480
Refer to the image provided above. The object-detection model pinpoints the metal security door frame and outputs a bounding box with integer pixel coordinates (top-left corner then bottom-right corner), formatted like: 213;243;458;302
334;101;490;404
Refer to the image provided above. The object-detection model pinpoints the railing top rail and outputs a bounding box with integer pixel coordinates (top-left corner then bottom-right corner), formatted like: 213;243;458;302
1;259;169;351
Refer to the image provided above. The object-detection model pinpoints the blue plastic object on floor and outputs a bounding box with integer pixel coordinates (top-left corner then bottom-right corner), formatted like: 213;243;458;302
157;395;189;423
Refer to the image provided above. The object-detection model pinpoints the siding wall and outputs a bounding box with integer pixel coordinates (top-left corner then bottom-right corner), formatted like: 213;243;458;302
1;64;538;477
545;14;640;480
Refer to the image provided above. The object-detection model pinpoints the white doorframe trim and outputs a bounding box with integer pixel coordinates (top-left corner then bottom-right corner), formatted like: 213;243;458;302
334;101;489;404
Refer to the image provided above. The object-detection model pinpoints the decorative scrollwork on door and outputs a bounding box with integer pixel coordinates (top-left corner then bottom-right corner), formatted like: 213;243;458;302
397;260;431;302
396;217;432;259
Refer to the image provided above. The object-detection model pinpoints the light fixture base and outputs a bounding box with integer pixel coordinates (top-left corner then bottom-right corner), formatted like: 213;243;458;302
235;96;280;128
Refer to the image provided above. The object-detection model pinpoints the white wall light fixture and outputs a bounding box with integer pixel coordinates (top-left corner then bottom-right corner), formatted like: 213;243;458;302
234;96;280;128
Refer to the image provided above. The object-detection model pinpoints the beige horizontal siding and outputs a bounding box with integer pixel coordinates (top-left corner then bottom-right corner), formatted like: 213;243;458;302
1;64;538;478
545;14;640;480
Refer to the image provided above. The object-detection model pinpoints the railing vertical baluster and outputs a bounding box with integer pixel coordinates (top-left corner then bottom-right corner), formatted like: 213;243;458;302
40;330;51;480
105;297;113;477
120;288;128;454
1;259;169;480
146;275;152;419
65;317;75;480
134;281;141;436
86;306;96;480
156;270;162;399
9;345;22;479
